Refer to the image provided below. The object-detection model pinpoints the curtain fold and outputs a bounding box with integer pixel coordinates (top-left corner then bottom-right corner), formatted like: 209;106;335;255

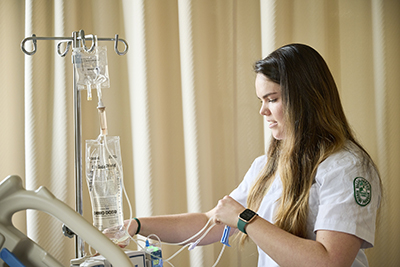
0;0;399;266
368;1;400;266
122;0;154;219
177;0;205;266
23;0;75;264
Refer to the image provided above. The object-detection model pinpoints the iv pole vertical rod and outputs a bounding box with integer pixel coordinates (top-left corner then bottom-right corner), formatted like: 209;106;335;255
72;30;84;258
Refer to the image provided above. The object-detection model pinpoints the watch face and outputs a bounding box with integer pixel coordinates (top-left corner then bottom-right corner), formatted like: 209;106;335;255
240;209;256;221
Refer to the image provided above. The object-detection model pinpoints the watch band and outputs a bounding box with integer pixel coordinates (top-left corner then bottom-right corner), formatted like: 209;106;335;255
237;217;248;234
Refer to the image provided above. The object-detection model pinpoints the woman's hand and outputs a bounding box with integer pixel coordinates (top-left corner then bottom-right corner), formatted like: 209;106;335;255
213;195;245;227
124;218;139;237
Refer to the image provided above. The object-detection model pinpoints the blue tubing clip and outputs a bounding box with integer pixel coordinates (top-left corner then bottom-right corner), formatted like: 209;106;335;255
220;225;231;247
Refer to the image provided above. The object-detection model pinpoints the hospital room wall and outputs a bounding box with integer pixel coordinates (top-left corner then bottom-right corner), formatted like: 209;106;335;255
0;0;399;266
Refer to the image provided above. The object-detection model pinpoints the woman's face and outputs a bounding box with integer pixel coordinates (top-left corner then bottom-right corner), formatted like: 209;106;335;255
255;73;285;140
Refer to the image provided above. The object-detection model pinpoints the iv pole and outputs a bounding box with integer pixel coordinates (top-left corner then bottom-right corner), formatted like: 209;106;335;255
21;30;128;258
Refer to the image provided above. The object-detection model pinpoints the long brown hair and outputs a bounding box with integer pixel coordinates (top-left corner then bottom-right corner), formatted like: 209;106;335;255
240;44;374;244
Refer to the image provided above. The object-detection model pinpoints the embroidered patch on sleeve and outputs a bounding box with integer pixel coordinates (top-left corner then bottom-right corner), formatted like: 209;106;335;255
353;177;371;206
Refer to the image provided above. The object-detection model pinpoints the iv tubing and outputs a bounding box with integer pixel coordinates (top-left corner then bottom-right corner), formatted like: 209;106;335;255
97;84;108;136
163;216;215;246
136;217;226;266
95;85;134;245
101;134;134;244
95;87;226;265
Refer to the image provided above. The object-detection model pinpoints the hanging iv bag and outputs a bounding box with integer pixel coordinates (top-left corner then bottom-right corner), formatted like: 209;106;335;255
85;135;129;246
73;45;110;100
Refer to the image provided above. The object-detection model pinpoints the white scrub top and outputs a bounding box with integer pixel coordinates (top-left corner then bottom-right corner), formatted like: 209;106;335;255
230;141;381;267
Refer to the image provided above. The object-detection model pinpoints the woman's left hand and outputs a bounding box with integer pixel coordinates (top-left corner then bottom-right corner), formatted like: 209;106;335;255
213;195;245;227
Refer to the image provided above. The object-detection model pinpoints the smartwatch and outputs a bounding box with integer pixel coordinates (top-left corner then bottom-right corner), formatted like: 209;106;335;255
237;209;258;234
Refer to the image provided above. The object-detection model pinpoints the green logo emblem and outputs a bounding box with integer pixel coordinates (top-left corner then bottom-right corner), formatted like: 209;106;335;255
353;177;371;206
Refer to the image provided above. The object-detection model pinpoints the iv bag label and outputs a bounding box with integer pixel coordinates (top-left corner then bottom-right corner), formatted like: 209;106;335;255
92;195;122;230
73;46;110;89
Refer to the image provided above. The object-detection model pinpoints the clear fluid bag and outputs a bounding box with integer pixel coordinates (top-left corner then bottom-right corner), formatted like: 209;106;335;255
85;136;128;245
73;46;110;99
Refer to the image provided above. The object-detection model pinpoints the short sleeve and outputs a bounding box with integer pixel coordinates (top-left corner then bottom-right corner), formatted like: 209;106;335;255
230;155;268;207
314;151;381;248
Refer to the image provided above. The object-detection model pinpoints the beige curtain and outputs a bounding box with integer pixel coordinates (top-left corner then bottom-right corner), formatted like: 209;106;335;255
0;0;398;266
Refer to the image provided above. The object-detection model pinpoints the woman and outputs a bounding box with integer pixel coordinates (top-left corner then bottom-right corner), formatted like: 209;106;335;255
125;44;381;266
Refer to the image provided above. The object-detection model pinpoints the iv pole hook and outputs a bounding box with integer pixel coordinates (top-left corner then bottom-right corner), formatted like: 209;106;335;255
79;30;96;53
21;32;128;56
114;34;128;56
21;34;38;56
57;41;72;57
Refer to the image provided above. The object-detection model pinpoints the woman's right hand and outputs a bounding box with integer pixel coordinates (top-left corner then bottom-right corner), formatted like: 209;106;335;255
213;195;245;228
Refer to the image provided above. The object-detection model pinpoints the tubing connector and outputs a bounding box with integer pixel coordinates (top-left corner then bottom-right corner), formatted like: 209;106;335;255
97;103;108;136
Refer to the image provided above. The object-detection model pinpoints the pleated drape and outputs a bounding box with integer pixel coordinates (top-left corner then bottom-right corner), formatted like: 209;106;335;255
368;1;400;266
122;0;154;218
121;1;263;265
24;0;76;264
177;0;206;265
0;0;399;266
